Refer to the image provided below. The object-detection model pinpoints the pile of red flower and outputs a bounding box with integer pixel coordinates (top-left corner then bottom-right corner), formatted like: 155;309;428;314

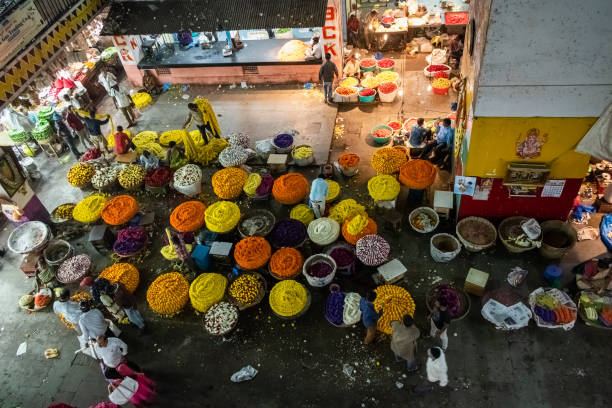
445;12;468;25
360;59;376;68
145;166;172;187
426;65;449;72
374;128;392;138
434;71;449;79
378;58;395;69
80;148;102;162
359;88;376;97
378;82;398;94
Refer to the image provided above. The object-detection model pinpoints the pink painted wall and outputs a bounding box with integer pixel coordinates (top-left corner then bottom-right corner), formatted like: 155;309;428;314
125;65;321;86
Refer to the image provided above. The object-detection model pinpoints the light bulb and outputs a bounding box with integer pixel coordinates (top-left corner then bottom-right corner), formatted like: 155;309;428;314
398;89;404;96
383;34;388;40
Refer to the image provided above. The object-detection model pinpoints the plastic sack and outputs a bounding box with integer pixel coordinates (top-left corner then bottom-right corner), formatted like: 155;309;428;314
231;365;258;382
600;214;612;251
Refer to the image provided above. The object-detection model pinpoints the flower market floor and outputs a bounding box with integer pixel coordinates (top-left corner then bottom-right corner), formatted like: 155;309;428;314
1;65;612;408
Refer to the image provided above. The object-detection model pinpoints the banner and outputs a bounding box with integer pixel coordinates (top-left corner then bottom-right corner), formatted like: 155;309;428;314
112;35;143;66
323;0;343;70
0;0;45;69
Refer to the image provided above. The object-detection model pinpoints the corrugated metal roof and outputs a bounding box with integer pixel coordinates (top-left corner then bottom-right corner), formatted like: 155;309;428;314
101;0;328;35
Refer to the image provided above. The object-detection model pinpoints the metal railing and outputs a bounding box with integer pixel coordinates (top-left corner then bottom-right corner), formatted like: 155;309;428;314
33;0;80;24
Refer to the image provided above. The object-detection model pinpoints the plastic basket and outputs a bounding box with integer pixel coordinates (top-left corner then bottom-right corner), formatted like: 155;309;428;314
302;254;337;287
378;84;398;103
423;64;451;78
371;125;393;145
359;89;377;103
432;85;450;95
359;59;377;72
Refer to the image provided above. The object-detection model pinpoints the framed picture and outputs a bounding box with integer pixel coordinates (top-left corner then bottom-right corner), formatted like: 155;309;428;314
0;147;25;197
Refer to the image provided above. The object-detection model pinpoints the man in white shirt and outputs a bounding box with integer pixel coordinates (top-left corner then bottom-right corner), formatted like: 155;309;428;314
78;300;110;341
94;335;141;379
343;54;361;78
110;85;136;127
52;288;83;335
98;69;118;94
305;35;322;61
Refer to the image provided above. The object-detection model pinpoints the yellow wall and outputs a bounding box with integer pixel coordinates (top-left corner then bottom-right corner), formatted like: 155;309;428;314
464;117;597;179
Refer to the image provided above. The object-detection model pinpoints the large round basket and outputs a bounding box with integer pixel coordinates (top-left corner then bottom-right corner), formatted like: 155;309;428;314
8;221;51;254
202;302;239;336
498;216;541;253
456;216;497;252
429;233;461;263
538;220;577;259
228;272;268;310
425;283;471;321
238;209;276;238
409;207;440;233
51;203;76;224
302;254;337;287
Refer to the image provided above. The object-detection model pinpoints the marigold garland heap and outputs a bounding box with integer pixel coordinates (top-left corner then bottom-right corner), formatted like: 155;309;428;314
243;173;262;196
269;280;308;317
205;201;241;233
374;285;415;334
371;147;407;174
229;273;262;304
234;237;271;270
338;154;360;168
342;215;377;245
329;199;366;224
272;173;309;205
290;204;314;226
99;263;140;292
189;273;227;313
101;195;139;225
212;167;247;199
398;159;437;189
269;247;303;278
146;272;190;316
73;195;107;223
368;175;400;201
67;163;95;187
326;180;340;201
170;201;206;232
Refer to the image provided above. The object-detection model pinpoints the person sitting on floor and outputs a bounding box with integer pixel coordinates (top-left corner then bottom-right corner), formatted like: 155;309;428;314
419;118;454;166
139;150;159;170
167;141;188;169
343;54;361;78
409;118;432;149
113;125;132;155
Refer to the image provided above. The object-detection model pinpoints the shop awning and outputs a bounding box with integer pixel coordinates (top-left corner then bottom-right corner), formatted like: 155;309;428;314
101;0;328;36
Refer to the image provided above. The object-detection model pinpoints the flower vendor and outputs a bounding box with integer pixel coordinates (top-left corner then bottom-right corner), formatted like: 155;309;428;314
360;291;381;345
167;141;188;169
53;288;83;335
113;125;132;155
139;150;159;170
419;118;454;167
183;102;219;145
309;177;329;218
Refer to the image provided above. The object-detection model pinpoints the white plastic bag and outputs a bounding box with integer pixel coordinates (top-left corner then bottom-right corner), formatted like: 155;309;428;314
231;365;259;382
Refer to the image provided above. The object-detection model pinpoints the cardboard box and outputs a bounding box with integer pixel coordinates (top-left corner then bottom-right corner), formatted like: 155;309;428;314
464;267;489;296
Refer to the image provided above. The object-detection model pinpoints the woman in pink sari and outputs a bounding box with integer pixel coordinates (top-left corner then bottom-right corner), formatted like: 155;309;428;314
108;363;156;406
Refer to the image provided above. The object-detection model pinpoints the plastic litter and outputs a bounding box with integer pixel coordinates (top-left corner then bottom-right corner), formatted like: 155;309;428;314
521;218;541;240
231;365;258;382
507;266;528;287
16;341;27;356
343;363;355;379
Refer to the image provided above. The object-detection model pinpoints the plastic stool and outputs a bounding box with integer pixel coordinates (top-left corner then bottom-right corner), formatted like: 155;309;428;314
543;265;562;286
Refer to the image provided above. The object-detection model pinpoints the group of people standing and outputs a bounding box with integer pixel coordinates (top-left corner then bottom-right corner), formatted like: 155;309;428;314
359;293;451;393
407;116;455;169
52;279;155;406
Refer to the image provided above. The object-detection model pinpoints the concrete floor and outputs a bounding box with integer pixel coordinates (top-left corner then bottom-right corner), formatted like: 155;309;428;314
1;55;611;408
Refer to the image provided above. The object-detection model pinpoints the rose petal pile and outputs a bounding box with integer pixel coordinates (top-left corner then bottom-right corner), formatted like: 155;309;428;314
101;195;139;225
368;174;401;201
374;285;416;334
272;173;309;205
118;164;146;189
371;147;407;174
234;237;271;270
145;166;172;187
205;201;241;233
378;82;398;94
269;280;308;317
170;201;206;232
374;128;392;138
73;195;106;223
212;167;247;199
99;263;140;292
290;204;315;226
359;88;376;97
269;247;303;279
189;273;227;313
67;163;95;187
377;58;395;69
146;272;190;316
387;121;402;131
80;148;102;162
360;59;376;68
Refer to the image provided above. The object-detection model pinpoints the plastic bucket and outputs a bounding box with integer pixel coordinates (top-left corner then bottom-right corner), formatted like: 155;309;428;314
359;59;377;72
433;86;450;95
272;133;295;154
430;233;461;262
302;253;337;287
379;87;398;103
333;89;359;103
291;144;314;166
340;165;358;177
359;89;377;103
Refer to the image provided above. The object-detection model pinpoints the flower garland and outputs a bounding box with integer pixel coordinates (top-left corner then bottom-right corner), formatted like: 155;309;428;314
374;285;415;334
101;195;139;225
290;204;314;226
113;226;147;255
269;280;308;317
269;219;307;248
189;273;227;313
371;147;407;174
67;163;95;187
146;272;190;316
368;174;400;201
145;166;172;187
234;237;271;270
338;154;359;168
243;173;262;196
272;173;309;204
205;201;241;233
342;215;377;245
170;201;206;232
307;217;340;246
356;234;390;266
398;159;437;189
328;199;366;224
159;130;187;146
98;263;140;292
256;173;274;196
229;273;262;304
212;167;247;199
293;146;313;159
73;195;107;223
54;204;75;220
269;247;303;279
173;164;201;187
326;180;340;201
118;164;146;189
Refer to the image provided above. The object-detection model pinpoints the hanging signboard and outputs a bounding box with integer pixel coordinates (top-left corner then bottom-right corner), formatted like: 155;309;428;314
322;0;343;69
112;35;143;66
0;0;45;69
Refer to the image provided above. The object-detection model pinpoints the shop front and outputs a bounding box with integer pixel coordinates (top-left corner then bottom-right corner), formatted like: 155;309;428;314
102;0;343;86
